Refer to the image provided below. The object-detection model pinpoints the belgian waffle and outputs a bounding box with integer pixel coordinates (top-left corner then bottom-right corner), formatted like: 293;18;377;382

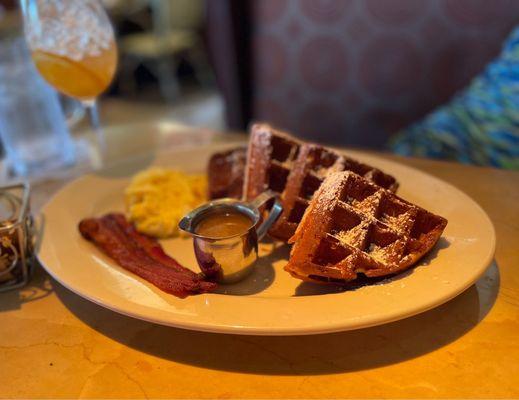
208;147;246;199
243;124;302;201
244;123;399;241
285;171;447;284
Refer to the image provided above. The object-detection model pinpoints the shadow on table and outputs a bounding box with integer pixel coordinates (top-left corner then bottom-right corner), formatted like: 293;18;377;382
53;261;500;376
0;263;54;312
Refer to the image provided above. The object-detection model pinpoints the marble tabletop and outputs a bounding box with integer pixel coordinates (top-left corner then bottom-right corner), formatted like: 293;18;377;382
0;124;518;399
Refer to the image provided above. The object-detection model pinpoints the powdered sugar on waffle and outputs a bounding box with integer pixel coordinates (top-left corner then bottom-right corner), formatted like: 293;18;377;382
285;171;448;284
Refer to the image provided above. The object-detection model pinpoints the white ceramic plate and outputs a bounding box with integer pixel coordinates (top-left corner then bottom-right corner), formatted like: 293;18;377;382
38;144;495;335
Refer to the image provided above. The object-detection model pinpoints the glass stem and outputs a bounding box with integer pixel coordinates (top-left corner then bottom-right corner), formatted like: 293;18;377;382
83;99;106;155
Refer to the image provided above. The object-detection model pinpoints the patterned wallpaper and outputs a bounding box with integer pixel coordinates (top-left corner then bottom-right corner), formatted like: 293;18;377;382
250;0;519;148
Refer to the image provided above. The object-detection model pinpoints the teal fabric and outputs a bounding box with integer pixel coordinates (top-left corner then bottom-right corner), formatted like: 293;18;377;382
390;27;519;169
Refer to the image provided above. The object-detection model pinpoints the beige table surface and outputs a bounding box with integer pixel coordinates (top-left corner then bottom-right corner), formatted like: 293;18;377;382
1;125;518;399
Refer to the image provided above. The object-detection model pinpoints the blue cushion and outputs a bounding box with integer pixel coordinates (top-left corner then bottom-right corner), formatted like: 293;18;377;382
390;27;519;169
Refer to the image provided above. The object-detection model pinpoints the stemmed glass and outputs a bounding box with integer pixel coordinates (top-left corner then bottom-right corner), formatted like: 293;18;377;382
20;0;117;156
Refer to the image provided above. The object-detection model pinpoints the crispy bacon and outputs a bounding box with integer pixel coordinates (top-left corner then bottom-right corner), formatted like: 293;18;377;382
78;213;216;298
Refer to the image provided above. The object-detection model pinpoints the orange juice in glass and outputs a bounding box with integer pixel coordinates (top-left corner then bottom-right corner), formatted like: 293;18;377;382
32;43;117;100
21;0;117;156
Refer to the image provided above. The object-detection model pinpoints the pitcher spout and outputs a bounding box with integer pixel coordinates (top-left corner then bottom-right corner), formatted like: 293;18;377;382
178;214;196;235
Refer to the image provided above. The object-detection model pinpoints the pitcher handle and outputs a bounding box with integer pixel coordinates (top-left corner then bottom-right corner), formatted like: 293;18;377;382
249;190;283;241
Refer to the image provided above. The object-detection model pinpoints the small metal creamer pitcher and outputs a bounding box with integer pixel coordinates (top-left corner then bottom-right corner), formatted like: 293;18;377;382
178;190;283;284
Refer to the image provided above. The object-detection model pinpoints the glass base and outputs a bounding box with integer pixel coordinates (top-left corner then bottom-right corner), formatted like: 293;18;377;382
0;137;101;184
8;147;76;177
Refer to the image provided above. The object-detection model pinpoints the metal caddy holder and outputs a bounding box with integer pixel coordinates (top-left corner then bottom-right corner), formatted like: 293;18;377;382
0;183;33;292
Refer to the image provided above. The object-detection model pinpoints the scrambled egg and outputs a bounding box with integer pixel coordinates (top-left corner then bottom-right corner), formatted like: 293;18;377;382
125;167;207;238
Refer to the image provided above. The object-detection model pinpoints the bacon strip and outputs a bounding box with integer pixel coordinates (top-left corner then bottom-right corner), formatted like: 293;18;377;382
106;213;197;277
78;213;216;298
